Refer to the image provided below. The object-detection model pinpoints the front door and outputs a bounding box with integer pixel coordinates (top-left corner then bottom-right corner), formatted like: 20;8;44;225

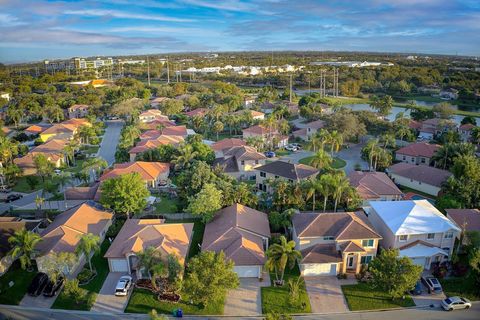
347;256;354;269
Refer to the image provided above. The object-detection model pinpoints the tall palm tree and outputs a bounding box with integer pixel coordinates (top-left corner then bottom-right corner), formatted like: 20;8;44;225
35;195;45;211
63;139;78;167
0;135;18;166
318;174;333;212
81;157;108;181
306;135;322;152
309;149;332;171
329;130;343;156
75;233;101;272
332;173;350;212
303;179;320;212
365;139;379;171
8;229;42;270
380;133;396;150
317;129;331;150
172;143;198;170
137;247;164;289
265;235;301;285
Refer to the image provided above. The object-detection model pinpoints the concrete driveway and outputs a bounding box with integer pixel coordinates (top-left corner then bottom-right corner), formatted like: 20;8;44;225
304;276;356;313
98;120;124;166
411;282;446;307
20;293;57;309
91;273;131;313
224;275;270;316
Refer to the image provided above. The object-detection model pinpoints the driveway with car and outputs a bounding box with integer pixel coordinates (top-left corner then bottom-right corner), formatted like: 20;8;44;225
91;273;132;313
304;276;356;313
224;275;270;316
411;281;446;307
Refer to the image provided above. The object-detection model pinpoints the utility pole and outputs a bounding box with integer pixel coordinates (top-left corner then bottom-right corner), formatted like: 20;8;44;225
147;56;151;86
166;57;170;84
289;73;293;103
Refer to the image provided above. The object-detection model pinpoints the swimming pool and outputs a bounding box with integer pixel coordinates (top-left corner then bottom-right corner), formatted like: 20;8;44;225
410;194;436;204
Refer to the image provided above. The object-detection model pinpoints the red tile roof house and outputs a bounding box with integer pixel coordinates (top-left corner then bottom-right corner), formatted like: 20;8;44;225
211;138;246;158
418;118;457;140
292;211;382;276
233;109;265;121
24;124;51;136
67;104;90;119
292;120;326;141
150;96;171;108
202;204;271;278
104;219;193;276
395;142;440;166
446;209;480;234
213;145;266;180
128;135;184;161
242;124;288;149
348;171;403;205
14;139;67;175
184;108;208;118
139;119;177;131
35;202;113;277
139;126;188;140
100;161;170;188
386;162;452;196
138;109;170;123
255;160;319;193
458;123;476;142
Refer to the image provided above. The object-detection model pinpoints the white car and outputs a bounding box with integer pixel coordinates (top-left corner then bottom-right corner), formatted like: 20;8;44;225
285;144;298;152
114;276;132;296
441;296;472;311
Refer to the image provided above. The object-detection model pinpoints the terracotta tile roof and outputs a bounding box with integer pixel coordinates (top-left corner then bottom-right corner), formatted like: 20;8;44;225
459;123;475;131
300;243;342;264
242;124;277;135
150;97;170;104
348;171;403;200
293;212;381;240
223;145;266;161
292;128;307;137
140;119;176;131
202;204;270;266
161;125;187;137
64;183;99;200
41;123;76;136
185;108;208;117
25;124;51;134
396;142;440;158
100;161;169;182
233;110;264;118
211;138;246;152
446;209;480;232
387;163;452;187
408;120;422;130
36;202;113;255
32;139;67;153
213;157;239;173
255;161;319;180
139;109;164;118
129;135;184;155
104;219;193;264
62;118;91;127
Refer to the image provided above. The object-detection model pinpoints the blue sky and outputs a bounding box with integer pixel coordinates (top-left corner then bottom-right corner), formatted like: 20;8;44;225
0;0;479;63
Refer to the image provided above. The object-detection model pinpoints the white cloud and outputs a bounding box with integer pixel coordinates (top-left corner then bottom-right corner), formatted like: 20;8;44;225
64;9;194;22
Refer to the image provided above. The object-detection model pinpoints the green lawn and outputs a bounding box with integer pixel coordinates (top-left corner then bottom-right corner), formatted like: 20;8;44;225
80;145;100;155
341;283;415;311
65;159;86;174
0;262;37;305
125;288;225;315
261;265;311;314
12;175;42;193
299;156;346;169
154;196;181;214
275;150;292;156
440;275;480;301
51;240;111;310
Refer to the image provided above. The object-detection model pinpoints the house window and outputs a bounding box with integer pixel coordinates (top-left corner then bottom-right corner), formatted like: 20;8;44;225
402;156;406;161
255;160;259;165
444;232;453;239
260;171;266;178
323;236;334;241
421;158;426;163
360;255;373;264
442;247;450;253
362;239;374;247
241;160;245;165
427;233;435;240
288;179;294;183
275;175;279;179
399;235;408;242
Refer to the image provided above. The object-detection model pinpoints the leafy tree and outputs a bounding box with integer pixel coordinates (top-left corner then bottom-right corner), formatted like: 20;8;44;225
137;246;166;290
370;95;393;116
183;251;239;307
160;99;184;116
325;110;366;141
42;252;76;283
8;229;42;270
100;172;150;218
33;154;54;182
443;155;480;208
309;149;332;171
265;235;301;284
432;142;475;170
269;209;295;234
435;195;462;213
461;116;477;126
369;248;423;299
410;107;435;121
433;102;454;119
75;233;101;272
212;121;224;141
186;183;222;222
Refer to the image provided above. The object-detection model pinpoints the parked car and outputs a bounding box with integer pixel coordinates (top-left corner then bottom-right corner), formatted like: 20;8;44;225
27;273;49;297
5;194;23;203
264;151;276;158
285;144;298;152
291;143;302;150
409;280;422;295
115;276;132;296
43;276;65;297
54;169;62;175
421;276;443;294
441;296;472;311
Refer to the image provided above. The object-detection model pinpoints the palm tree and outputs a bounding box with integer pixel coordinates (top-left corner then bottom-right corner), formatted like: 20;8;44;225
137;247;164;289
0;135;18;166
265;235;301;285
317;129;331;150
35;195;45;211
150;262;167;291
303;179;320;212
172;144;198;170
396;126;411;141
309;149;332;171
63;139;78;166
306;135;322;152
8;229;42;270
81;157;108;181
329;130;343;156
471;127;480;145
365;139;379;171
75;233;100;272
331;173;350;212
380;133;396;150
318;174;333;212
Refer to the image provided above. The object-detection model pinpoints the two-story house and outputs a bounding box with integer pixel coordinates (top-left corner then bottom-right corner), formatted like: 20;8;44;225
138;109;169;123
292;120;326;141
458;123;476;142
292;212;382;276
348;171;403;205
242;124;288;149
255;161;319;193
395;142;440;166
211;138;246;158
67;104;90;119
365;200;460;270
213;145;266;180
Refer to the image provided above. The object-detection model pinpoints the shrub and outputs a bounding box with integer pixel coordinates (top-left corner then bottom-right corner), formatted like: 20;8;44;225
77;268;95;284
337;273;347;279
106;218;126;238
64;279;85;304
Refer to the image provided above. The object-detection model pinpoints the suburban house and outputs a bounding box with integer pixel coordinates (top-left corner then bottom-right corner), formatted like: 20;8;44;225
395;142;440;166
99;161;170;188
184;108;208;118
244;96;256;107
39;118;91;142
24;124;51;136
128;135;184;161
446;209;480;233
292;211;382;276
348;171;403;205
140;119;176;131
242;125;288;148
439;88;459;100
0;217;42;275
202;204;270;278
150;97;171;108
64;183;100;201
14;139;67;175
255;161;319;193
67;104;89;119
139;109;169;123
211;138;246;158
233;109;265;121
458;123;476;142
213;145;266;180
386;162;452;196
418;118;456;140
292;120;326;141
104;219;193;277
35;202;113;276
365;200;460;270
139;126;188;139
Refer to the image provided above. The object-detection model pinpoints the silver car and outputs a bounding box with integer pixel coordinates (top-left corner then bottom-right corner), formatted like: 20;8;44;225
441;296;472;311
421;276;443;294
114;276;132;296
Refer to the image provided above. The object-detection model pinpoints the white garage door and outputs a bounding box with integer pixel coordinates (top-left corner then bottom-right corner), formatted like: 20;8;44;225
234;266;260;278
109;259;129;272
411;257;426;268
302;263;338;276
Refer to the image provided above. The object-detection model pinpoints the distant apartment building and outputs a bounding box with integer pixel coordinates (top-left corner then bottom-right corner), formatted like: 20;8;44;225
44;57;113;72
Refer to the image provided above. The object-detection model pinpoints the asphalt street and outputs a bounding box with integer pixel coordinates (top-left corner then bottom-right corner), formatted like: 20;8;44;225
97;120;124;166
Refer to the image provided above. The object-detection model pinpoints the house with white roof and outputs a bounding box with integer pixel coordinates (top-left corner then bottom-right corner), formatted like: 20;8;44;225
365;200;460;270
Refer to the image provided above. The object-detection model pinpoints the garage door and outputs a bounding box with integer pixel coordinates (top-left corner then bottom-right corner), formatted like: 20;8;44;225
411;257;426;268
109;259;128;272
302;263;337;276
234;266;260;278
